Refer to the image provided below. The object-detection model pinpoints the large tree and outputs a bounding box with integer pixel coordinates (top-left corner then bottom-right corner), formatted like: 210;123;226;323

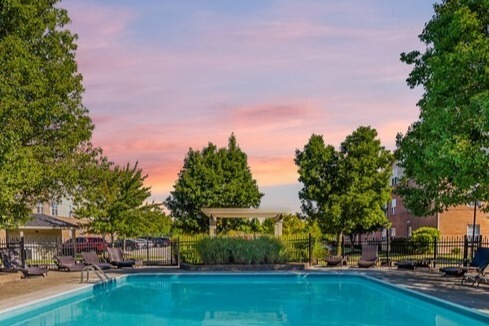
0;0;93;226
295;127;392;255
396;0;489;216
74;160;166;241
166;134;263;234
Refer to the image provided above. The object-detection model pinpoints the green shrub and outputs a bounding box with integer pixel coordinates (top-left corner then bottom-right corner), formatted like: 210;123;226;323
195;236;287;264
412;227;440;254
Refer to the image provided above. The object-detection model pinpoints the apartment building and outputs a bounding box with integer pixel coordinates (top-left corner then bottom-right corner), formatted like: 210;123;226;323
387;163;489;238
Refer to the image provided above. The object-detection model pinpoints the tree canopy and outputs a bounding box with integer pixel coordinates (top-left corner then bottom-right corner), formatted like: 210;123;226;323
295;126;392;254
166;134;263;234
0;0;93;226
396;0;489;216
74;160;167;241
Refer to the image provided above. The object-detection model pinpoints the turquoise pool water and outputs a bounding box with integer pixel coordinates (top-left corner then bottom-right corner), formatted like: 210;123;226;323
1;273;488;325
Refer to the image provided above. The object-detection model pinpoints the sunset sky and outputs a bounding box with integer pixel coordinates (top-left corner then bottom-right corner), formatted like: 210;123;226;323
62;0;434;213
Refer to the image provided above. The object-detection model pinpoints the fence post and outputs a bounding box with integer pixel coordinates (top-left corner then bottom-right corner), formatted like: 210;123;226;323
433;237;437;268
341;235;345;258
177;237;180;267
146;238;150;265
386;229;390;266
463;235;469;266
308;233;313;266
20;236;26;268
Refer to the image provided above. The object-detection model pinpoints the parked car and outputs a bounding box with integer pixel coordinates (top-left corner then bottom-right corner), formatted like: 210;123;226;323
135;238;151;249
152;237;171;247
113;239;138;251
61;237;107;254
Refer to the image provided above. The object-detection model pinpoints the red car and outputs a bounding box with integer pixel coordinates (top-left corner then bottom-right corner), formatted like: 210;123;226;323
62;237;107;254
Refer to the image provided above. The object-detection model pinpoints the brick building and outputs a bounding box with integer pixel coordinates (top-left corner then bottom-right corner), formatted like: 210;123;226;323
387;163;489;238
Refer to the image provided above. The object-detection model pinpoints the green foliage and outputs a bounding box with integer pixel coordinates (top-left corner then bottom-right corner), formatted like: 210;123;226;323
295;127;393;255
194;236;286;265
412;227;440;254
166;134;263;234
396;0;489;216
282;214;307;235
74;159;166;241
0;0;93;226
390;227;440;254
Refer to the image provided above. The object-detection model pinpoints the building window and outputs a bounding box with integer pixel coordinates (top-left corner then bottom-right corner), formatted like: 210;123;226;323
69;205;73;217
51;202;58;216
390;228;396;237
391;199;397;215
391;167;398;186
36;202;43;214
467;224;480;240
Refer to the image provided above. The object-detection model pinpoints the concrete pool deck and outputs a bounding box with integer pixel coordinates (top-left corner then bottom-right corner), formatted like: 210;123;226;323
0;266;488;314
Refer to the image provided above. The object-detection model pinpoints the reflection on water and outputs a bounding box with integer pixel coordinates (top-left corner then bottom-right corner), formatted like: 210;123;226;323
2;274;488;326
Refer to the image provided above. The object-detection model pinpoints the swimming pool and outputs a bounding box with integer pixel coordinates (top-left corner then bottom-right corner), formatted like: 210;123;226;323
1;273;488;325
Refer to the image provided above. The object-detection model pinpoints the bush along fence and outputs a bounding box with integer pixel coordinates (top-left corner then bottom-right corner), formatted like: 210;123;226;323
0;234;487;269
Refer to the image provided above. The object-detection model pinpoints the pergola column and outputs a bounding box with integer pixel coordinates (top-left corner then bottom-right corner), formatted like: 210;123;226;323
274;215;283;237
209;216;217;237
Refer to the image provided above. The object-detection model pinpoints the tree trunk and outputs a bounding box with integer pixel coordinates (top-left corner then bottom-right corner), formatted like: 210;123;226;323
336;231;343;256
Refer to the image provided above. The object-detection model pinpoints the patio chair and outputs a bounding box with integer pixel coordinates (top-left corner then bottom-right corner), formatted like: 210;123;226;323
325;254;348;267
395;259;432;270
107;247;135;268
439;247;489;277
55;255;85;272
81;251;113;270
0;248;48;277
357;245;378;268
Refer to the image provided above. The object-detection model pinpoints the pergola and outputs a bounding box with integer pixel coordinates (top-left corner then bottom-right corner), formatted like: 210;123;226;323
201;208;290;237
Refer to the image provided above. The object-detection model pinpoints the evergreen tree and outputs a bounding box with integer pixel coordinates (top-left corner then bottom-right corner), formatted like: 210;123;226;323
0;0;93;226
396;0;489;215
166;134;263;234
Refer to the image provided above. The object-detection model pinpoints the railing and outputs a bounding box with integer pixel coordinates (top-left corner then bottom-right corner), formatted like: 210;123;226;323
1;235;487;269
0;237;178;269
322;235;488;267
80;265;112;283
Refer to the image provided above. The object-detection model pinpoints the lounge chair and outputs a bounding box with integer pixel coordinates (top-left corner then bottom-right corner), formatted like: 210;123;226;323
357;245;378;268
81;251;113;270
439;247;489;277
55;255;85;272
325;255;347;267
107;247;135;268
0;248;48;277
395;259;432;270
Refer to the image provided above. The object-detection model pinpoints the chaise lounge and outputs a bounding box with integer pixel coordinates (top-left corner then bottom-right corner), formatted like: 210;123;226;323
107;247;136;268
55;255;85;272
325;254;347;267
0;248;48;277
357;245;378;268
439;247;489;277
82;251;113;270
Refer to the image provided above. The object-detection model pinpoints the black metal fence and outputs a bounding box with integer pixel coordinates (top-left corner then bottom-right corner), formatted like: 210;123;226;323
0;237;177;269
1;235;486;270
323;235;489;267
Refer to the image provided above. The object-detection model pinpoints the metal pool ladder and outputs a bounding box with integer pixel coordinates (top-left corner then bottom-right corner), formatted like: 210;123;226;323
80;265;111;283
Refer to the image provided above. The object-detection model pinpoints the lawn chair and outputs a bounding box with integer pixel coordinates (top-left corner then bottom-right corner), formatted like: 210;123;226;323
357;245;378;268
0;248;48;277
81;251;113;270
439;247;489;277
107;247;135;268
55;255;85;272
325;252;348;267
